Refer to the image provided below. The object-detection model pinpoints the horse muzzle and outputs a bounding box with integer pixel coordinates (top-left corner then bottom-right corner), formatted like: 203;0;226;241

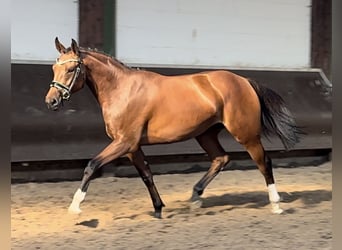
45;96;62;111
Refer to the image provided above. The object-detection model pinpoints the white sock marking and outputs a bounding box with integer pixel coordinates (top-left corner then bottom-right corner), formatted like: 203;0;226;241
271;202;284;214
267;184;280;203
267;184;283;214
68;188;86;214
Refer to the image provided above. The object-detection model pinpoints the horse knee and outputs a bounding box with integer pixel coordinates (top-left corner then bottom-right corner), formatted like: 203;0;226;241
83;160;99;176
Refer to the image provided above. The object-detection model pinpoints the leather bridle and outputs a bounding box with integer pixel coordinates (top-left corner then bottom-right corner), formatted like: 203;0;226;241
50;58;83;100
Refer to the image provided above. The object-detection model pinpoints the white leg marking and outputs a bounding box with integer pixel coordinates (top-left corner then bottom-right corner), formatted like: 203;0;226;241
190;199;203;210
271;202;283;214
267;184;280;203
68;188;86;214
267;184;283;214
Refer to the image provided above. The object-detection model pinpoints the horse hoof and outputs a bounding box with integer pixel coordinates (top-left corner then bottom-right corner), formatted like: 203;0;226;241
68;205;82;215
154;212;162;219
272;208;284;214
190;199;203;210
271;203;283;214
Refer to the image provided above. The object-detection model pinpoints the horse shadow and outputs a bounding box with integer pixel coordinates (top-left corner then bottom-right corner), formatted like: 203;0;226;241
75;219;99;228
200;189;332;211
76;190;332;224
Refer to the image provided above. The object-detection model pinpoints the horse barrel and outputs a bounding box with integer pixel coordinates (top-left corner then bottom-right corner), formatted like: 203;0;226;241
11;63;331;162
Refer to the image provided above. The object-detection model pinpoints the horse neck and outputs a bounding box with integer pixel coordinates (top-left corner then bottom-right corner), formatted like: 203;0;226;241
83;51;130;105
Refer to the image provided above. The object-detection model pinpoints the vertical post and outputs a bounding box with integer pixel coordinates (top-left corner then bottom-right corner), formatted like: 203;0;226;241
311;0;331;80
103;0;116;56
78;0;104;49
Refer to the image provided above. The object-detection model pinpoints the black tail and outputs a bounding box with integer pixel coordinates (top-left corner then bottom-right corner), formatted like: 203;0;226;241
248;79;304;150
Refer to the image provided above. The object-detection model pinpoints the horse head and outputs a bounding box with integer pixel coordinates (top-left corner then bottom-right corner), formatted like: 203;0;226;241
45;37;86;110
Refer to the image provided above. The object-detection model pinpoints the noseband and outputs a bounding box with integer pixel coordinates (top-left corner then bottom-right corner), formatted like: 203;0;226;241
50;58;83;100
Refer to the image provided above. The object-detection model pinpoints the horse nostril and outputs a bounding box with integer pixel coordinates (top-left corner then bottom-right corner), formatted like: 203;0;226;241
46;97;59;110
51;98;58;106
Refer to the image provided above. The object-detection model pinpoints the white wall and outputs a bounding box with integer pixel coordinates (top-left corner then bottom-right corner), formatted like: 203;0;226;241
116;0;311;68
11;0;78;63
11;0;311;68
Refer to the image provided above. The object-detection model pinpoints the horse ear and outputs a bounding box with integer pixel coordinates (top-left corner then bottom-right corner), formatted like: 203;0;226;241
71;39;80;56
55;37;66;54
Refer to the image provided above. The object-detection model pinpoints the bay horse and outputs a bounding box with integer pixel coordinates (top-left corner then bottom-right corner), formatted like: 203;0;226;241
45;38;302;218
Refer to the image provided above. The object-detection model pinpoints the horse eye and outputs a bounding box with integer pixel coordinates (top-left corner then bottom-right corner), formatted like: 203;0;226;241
67;67;75;73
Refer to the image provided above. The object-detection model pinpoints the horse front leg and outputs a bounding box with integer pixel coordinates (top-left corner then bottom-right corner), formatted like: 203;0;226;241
68;140;130;214
127;148;165;218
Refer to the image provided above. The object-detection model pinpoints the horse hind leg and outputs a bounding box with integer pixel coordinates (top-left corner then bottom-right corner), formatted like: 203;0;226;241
243;139;283;214
191;125;230;207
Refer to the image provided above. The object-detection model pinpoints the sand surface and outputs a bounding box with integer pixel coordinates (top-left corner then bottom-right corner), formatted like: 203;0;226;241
11;161;332;249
